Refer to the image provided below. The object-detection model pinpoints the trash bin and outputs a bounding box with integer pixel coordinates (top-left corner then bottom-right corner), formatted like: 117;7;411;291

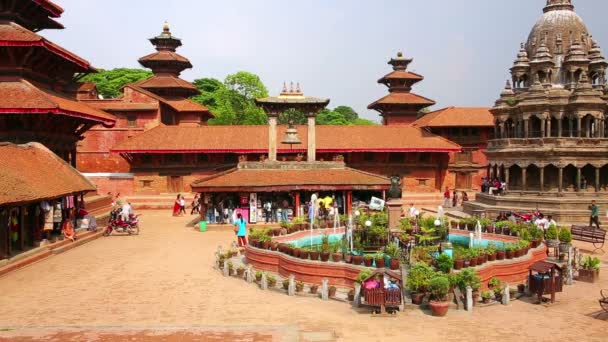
199;221;207;232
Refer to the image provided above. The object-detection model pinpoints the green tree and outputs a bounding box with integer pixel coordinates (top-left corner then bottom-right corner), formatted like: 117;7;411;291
333;105;359;122
278;108;307;125
191;78;225;109
224;71;268;100
316;109;350;125
81;68;152;98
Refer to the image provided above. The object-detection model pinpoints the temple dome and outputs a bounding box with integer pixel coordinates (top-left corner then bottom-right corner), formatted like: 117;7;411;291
526;1;591;59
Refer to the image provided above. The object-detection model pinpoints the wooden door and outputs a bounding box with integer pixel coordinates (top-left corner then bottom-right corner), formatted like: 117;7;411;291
167;176;184;193
455;172;472;190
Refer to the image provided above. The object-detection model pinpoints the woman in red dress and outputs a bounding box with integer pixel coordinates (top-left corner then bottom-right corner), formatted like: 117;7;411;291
172;194;181;216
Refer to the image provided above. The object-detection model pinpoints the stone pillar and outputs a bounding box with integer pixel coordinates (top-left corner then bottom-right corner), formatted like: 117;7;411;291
353;283;362;308
540;167;545;192
505;168;510;192
558;167;563;193
346;191;353;214
288;275;295;296
387;199;403;230
246;265;253;283
307;115;316;162
466;286;473;312
502;283;510;305
577;116;582;137
294;192;300;217
557;118;563;137
594;118;600;138
546;118;551;138
577;168;582;192
540;118;546;138
522;167;527;191
596;167;601;192
321;278;329;301
268;115;278;162
499;123;505;139
261;273;268;290
524;119;529;138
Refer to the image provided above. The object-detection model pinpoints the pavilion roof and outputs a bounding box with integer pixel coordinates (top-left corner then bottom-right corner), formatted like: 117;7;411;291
378;70;424;83
84;101;158;112
111;125;461;154
134;75;199;96
190;163;391;192
256;95;330;106
138;51;192;64
413;107;494;128
32;0;64;17
123;84;211;115
368;92;436;109
0;78;115;126
0;142;95;206
0;21;95;72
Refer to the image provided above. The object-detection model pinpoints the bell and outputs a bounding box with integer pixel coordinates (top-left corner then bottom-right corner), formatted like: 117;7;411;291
281;126;302;145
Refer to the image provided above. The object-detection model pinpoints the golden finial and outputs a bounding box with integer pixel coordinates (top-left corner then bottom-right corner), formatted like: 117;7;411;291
397;51;403;58
289;82;294;93
296;82;302;94
163;21;170;33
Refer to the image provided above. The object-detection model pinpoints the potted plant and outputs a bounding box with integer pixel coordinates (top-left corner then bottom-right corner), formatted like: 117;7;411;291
310;284;319;294
436;253;453;274
270;240;279;251
356;269;373;284
455;268;481;306
469;248;479;267
406;263;436;305
363;254;373;267
517;284;526;294
320;235;331;262
255;271;263;282
383;242;401;270
496;244;506;260
282;279;290;290
374;253;386;268
505;244;516;259
236;266;245;278
486;243;497;261
267;274;277;288
529;225;543;248
308;247;319;261
453;247;465;270
545;224;559;248
428;275;450;317
292;247;301;258
227;262;234;276
299;247;310;260
558;227;572;254
328;286;337;297
295;281;304;293
481;290;493;304
331;241;343;262
260;235;271;250
352;237;364;265
347;289;355;301
493;286;503;303
579;256;601;283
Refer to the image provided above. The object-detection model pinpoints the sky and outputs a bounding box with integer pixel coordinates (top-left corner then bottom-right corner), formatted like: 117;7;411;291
46;0;608;122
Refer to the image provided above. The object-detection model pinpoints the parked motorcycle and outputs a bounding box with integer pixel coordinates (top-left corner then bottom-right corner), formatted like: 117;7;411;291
104;209;140;236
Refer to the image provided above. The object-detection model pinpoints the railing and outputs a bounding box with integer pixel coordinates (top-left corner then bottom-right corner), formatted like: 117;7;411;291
488;137;608;148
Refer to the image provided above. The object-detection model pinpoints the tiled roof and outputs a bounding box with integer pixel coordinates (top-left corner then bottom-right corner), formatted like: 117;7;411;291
33;0;64;17
413;107;494;128
138;51;191;64
378;70;424;82
135;75;199;94
368;92;436;109
0;78;115;126
165;99;209;112
85;101;158;112
0;22;94;71
0;142;95;206
191;165;391;192
111;125;460;153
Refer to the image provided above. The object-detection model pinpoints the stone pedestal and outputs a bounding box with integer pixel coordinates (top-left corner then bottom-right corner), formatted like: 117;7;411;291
386;199;404;230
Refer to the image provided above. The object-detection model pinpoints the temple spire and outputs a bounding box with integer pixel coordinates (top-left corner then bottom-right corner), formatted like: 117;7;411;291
544;0;574;13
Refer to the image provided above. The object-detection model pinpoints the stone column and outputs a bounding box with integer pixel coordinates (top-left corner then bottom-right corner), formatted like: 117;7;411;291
546;118;551;138
387;199;404;230
558;167;563;193
594;118;600;138
294;192;300;217
499;123;505;139
522;167;527;191
577;116;582;137
505;168;510;192
596;167;601;192
577;168;582;192
540;167;545;192
523;119;529;138
540;118;546;138
268;114;278;162
557;118;562;137
307;114;316;162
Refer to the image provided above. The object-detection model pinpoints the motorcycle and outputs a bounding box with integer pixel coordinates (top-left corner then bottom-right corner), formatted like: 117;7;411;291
104;209;140;236
512;210;542;223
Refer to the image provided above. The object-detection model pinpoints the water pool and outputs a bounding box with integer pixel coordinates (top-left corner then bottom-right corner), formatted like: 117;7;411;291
448;234;506;248
288;233;345;248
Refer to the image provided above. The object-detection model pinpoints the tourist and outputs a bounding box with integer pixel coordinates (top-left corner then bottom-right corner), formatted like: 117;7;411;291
264;200;272;223
481;178;488;194
121;201;132;222
547;215;557;227
496;212;507;222
488;179;499;195
281;199;290;222
234;213;247;247
53;201;62;232
179;195;187;216
62;211;77;242
271;201;278;223
507;211;517;223
534;213;549;231
190;194;200;215
217;200;225;224
214;205;221;224
41;201;53;240
452;190;457;207
172;194;181;217
581;176;587;190
589;200;601;229
408;203;417;218
462;192;469;203
443;187;450;207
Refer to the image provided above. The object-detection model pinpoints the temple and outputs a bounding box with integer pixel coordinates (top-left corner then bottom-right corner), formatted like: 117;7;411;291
465;0;608;222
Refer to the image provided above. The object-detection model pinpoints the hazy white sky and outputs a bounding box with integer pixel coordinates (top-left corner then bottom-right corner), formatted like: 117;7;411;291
45;0;608;121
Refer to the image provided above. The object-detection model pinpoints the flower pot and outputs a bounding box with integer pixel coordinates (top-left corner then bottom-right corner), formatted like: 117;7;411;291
293;249;301;258
514;249;522;258
310;285;319;294
348;290;355;301
531;240;540;248
328;287;337;297
261;241;270;250
487;226;495;234
411;292;426;305
578;268;600;283
249;239;258;247
363;258;373;267
487;252;496;261
352;255;363;265
546;239;559;248
320;252;330;262
271;242;279;251
482;297;492;304
496;251;505;260
495;293;503;303
450;221;458;229
375;257;385;268
283;281;290;290
300;250;310;260
344;253;353;264
389;258;400;270
332;252;343;262
505;250;514;259
280;228;288;235
310;251;320;261
454;259;464;270
296;284;304;293
237;269;245;277
228;268;234;276
559;243;571;254
255;275;262;282
502;228;510;236
517;284;526;293
285;247;293;255
463;260;470;268
469;258;478;267
429;301;449;317
268;279;277;288
272;228;281;236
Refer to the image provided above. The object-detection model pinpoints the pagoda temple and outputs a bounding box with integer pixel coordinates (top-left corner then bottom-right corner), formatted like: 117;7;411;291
465;0;608;223
368;52;436;125
0;0;115;166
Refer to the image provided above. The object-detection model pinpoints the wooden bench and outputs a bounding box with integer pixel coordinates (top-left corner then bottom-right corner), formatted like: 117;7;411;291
570;225;606;253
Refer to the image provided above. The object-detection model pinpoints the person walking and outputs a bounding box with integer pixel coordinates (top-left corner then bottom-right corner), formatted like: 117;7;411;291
178;195;186;216
452;190;458;208
443;187;451;208
264;200;272;223
589;200;601;229
281;199;290;222
234;213;247;247
172;194;181;217
190;194;200;215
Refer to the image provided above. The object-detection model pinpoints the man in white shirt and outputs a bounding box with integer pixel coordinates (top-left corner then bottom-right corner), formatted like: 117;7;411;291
408;203;417;218
121;202;132;222
534;214;549;231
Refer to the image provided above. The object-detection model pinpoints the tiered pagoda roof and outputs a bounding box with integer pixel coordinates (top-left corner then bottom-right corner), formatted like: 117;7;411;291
414;107;494;128
368;52;435;125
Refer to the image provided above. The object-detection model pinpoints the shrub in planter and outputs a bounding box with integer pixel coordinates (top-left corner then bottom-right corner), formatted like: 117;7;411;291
295;281;304;293
436;253;453;274
493;286;503;303
344;253;353;264
558;227;572;253
331;241;343;262
454;268;481;306
406;262;436;305
236;266;245;278
310;284;319;294
267;275;277;288
320;235;331;261
545;225;559;247
328;286;337;297
352;254;363;265
481;290;493;304
255;271;263;282
375;254;386;268
428;275;450;317
488;277;500;289
282;279;290;290
227;262;234;276
293;248;301;258
299;248;310;260
496;244;506;260
270;241;279;251
347;289;355;301
384;242;402;270
356;269;373;284
363;255;374;267
579;256;601;283
309;250;320;261
505;244;516;259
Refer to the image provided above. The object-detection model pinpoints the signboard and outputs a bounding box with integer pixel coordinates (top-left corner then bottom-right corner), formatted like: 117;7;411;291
369;196;385;211
249;193;257;223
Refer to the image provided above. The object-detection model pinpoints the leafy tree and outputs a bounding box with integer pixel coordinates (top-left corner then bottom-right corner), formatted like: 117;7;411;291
278;108;307;125
353;118;377;125
191;78;225;109
316;109;350;125
333;106;359;123
81;68;152;98
224;71;268;100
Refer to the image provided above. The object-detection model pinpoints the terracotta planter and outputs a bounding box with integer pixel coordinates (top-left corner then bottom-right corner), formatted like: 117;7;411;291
429;301;449;317
320;252;330;262
496;251;505;260
272;228;281;236
514;249;521;258
300;250;310;260
482;297;492;304
375;257;385;268
463;260;470;268
531;240;540;248
363;258;373;267
328;287;337;297
271;242;279;251
559;243;571;254
348;290;355;301
293;248;302;258
295;284;304;293
268;279;277;288
411;292;426;305
236;269;245;278
332;252;343;262
487;226;495;234
249;239;258;247
450;221;458;229
255;274;262;282
469;258;478;267
283;281;290;290
261;241;270;250
310;285;319;294
506;250;514;259
389;258;400;270
502;228;510;236
285;247;293;256
310;251;320;261
344;253;353;264
487;252;496;261
352;255;363;265
578;268;600;283
454;259;464;270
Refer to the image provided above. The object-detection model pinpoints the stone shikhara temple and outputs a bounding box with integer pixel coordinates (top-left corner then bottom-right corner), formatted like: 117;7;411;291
466;0;608;222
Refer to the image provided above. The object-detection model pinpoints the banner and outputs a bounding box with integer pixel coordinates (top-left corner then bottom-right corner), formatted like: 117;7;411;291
249;193;257;223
